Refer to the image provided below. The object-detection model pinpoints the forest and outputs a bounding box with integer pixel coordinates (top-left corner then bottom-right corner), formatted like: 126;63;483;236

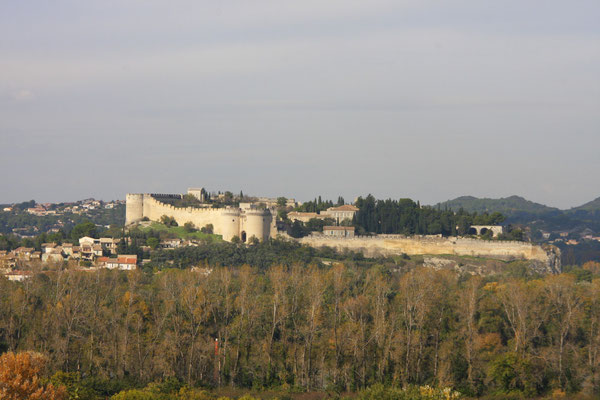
2;262;600;399
353;196;506;237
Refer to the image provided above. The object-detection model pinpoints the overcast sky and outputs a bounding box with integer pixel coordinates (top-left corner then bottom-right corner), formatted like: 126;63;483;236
1;1;599;208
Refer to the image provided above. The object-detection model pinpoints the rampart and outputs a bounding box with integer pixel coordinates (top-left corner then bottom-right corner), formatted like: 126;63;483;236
298;234;561;273
126;193;273;242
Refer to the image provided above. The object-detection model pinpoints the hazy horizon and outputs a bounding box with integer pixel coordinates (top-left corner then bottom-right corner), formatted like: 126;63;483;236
1;1;599;209
2;190;598;212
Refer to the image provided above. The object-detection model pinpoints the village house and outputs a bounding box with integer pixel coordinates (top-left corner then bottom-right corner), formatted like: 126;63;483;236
72;246;82;259
323;226;355;238
62;243;74;256
99;238;120;254
96;255;137;270
161;238;183;249
41;243;58;253
79;236;98;246
0;251;16;271
42;248;64;263
287;205;359;225
322;205;359;224
93;245;103;257
287;212;327;223
79;244;102;261
26;206;48;216
13;247;35;260
6;270;33;281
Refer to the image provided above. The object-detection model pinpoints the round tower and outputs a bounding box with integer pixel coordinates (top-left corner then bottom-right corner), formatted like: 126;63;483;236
219;208;241;242
244;209;272;242
125;193;144;225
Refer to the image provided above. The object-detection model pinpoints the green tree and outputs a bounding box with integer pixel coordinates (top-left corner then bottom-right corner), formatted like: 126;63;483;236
488;353;538;396
146;237;160;249
183;222;196;233
160;215;177;227
70;221;97;241
200;224;213;234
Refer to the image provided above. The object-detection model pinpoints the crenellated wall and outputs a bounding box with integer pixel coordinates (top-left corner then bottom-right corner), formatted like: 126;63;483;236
126;193;273;242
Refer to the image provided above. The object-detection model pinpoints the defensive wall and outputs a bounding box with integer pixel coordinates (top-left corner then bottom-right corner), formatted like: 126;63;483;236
126;193;274;242
298;234;561;273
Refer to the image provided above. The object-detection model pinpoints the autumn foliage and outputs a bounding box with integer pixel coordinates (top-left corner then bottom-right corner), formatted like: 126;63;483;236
1;265;600;398
0;351;66;400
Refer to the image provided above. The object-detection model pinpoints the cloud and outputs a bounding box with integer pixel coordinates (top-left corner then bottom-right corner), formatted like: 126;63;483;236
0;1;598;207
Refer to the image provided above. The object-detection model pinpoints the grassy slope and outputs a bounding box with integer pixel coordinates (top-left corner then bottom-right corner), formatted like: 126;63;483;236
139;222;223;242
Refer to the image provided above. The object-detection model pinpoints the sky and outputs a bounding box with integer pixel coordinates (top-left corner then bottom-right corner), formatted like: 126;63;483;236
1;1;599;209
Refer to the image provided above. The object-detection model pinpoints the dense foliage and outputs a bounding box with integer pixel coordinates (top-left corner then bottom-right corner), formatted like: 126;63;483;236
147;238;368;270
294;196;345;213
353;195;505;236
558;240;600;266
2;263;600;398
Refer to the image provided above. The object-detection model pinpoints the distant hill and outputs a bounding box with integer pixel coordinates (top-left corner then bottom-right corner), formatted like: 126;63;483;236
572;197;600;212
435;195;558;216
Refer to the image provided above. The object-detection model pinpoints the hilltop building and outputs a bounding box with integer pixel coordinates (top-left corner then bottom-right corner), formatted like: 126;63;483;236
323;226;355;238
323;204;359;224
126;191;275;242
287;204;359;225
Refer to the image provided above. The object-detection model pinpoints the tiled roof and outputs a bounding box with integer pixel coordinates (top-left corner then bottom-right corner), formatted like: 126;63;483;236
15;247;34;253
323;226;355;231
328;205;359;212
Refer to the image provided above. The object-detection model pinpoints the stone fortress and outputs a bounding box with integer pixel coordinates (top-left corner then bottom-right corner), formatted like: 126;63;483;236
126;189;275;242
126;188;561;273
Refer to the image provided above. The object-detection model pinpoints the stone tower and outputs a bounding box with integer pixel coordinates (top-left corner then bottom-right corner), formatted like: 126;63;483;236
125;193;144;225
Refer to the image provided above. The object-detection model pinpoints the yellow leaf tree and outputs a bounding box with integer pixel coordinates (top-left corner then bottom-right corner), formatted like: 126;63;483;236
0;351;66;400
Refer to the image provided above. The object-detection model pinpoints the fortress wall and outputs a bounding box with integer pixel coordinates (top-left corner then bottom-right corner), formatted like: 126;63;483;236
142;196;232;238
298;235;551;263
127;193;272;242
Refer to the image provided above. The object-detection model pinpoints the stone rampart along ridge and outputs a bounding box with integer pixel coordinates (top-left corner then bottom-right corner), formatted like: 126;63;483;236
125;193;274;242
298;235;561;273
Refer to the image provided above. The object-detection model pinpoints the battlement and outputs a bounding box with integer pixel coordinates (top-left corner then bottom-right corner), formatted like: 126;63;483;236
149;193;183;199
145;195;226;214
126;192;273;242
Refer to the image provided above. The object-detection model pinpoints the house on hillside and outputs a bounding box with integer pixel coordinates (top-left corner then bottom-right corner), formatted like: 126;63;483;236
322;205;359;224
96;255;137;270
6;270;33;281
323;226;355;238
287;212;326;223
